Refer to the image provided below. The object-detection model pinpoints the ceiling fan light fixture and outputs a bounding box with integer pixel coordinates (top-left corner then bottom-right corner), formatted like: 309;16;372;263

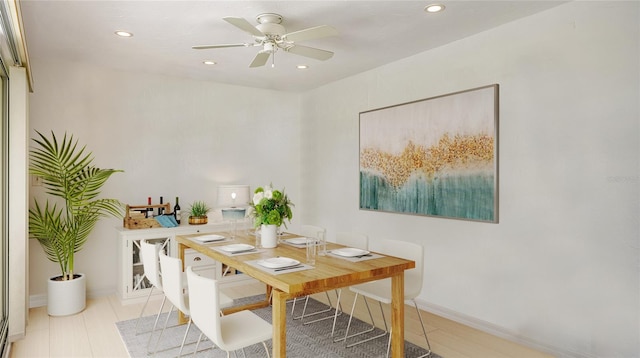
424;4;445;13
297;65;308;69
203;60;216;65
114;30;133;37
194;13;338;68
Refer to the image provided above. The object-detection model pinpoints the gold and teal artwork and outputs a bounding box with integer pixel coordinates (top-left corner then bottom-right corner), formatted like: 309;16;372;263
359;84;499;223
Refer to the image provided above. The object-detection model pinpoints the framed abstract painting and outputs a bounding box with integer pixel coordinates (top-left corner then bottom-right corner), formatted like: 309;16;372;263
359;84;499;223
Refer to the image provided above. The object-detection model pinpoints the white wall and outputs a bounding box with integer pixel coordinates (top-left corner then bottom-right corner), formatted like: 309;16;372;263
300;2;638;357
27;59;302;301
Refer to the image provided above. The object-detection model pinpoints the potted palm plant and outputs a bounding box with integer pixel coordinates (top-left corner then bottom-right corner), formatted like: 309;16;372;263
28;130;123;316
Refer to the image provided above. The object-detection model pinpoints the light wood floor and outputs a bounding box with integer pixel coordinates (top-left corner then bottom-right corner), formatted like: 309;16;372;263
10;282;552;358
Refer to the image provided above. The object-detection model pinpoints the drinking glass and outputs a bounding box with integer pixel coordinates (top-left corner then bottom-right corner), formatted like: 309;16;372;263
317;230;327;256
254;227;262;249
306;237;317;265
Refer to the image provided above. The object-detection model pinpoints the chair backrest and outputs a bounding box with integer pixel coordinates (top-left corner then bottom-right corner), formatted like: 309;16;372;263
158;252;189;314
335;231;368;250
140;240;162;289
301;224;326;241
186;266;225;349
379;239;424;299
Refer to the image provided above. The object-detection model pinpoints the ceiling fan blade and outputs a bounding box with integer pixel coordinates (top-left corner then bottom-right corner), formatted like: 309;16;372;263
192;43;251;50
283;25;339;42
286;45;334;61
223;17;265;37
249;51;271;68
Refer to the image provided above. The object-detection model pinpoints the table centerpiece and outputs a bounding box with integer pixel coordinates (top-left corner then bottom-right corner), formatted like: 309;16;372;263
250;184;294;248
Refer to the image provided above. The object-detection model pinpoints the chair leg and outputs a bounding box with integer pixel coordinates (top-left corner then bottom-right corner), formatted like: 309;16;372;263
177;317;193;357
145;295;167;352
383;301;431;358
335;293;360;343
296;292;336;322
152;304;175;354
340;294;389;347
193;332;203;357
387;331;392;358
336;293;378;343
290;297;298;316
262;341;271;358
289;296;308;317
330;289;343;337
412;299;432;357
134;286;154;334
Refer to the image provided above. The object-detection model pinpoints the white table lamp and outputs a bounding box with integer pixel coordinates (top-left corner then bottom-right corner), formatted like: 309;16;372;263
218;185;250;237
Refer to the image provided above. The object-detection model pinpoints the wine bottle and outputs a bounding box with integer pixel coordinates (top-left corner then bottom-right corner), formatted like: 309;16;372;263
174;197;181;225
147;197;154;218
158;196;164;216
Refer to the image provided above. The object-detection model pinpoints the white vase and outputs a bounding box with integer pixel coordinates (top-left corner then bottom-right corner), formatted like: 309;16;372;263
47;273;86;316
261;224;278;248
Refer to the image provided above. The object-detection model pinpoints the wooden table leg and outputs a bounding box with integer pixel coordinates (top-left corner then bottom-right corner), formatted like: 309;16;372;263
177;243;188;325
390;272;405;358
272;289;287;357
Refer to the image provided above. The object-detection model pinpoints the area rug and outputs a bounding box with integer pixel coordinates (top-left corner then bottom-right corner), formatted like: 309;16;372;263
116;295;439;358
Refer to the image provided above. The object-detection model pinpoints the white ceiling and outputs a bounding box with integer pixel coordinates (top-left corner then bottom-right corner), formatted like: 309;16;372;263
19;1;566;92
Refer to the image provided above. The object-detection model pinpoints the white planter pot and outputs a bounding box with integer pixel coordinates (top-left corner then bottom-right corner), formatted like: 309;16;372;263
47;273;86;316
261;224;278;248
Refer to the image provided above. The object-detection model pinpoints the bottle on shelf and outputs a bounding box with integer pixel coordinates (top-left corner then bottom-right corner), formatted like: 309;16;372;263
147;197;154;218
174;197;181;225
158;196;164;216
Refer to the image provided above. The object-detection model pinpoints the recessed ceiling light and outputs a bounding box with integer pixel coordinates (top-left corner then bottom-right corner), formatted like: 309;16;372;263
203;60;216;65
114;31;133;37
424;4;445;13
297;65;308;69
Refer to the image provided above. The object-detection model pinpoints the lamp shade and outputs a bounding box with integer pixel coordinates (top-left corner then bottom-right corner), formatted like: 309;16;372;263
217;185;250;208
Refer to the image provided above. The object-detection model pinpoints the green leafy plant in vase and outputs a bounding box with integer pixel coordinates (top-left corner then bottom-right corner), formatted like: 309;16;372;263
188;200;211;225
249;184;294;248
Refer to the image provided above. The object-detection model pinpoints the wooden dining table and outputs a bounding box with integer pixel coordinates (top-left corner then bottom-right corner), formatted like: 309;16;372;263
176;230;415;358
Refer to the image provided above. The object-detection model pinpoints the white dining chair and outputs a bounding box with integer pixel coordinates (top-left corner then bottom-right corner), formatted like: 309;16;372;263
299;231;369;333
137;240;183;354
186;266;272;358
135;240;166;337
323;231;369;338
291;225;334;320
156;252;233;357
341;239;431;358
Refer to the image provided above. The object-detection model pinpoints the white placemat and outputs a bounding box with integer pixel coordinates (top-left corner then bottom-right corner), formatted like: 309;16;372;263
327;251;383;262
245;259;314;275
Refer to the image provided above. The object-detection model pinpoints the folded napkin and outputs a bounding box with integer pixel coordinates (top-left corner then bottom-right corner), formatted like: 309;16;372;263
155;215;179;227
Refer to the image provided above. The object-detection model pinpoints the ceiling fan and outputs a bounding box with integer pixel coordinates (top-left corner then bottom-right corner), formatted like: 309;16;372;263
192;13;339;68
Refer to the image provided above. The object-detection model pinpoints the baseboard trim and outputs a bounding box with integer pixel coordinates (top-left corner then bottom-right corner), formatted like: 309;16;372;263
29;287;117;308
28;294;46;308
414;297;593;358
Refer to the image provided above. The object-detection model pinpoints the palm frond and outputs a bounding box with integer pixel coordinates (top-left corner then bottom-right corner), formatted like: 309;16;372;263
29;130;123;278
